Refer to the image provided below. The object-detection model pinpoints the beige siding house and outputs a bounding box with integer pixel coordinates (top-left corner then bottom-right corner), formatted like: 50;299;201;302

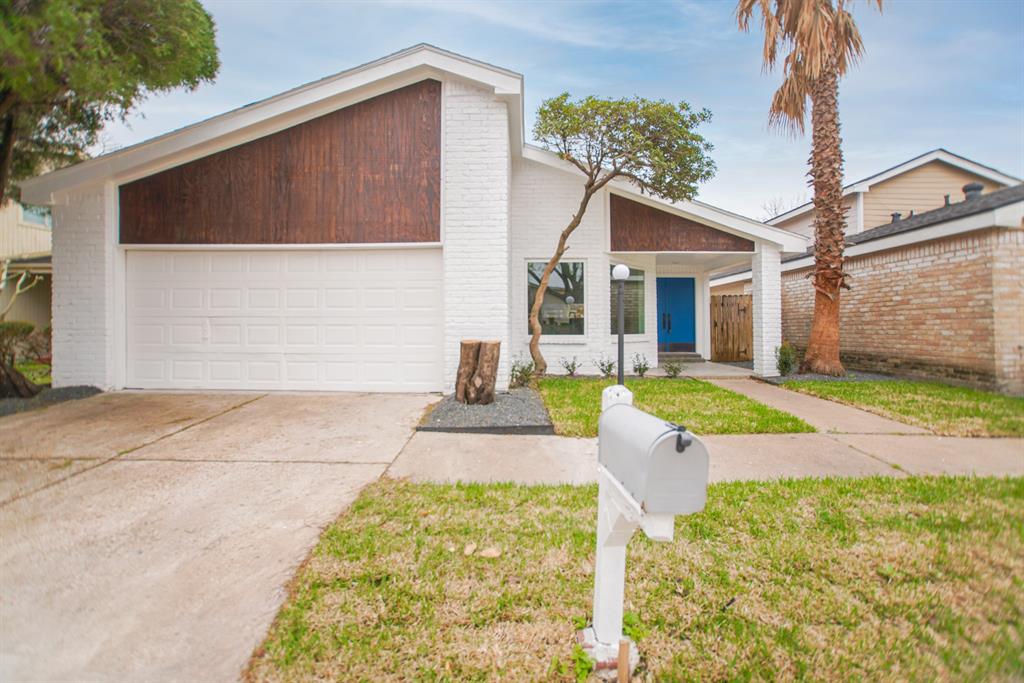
1;200;52;329
711;150;1023;394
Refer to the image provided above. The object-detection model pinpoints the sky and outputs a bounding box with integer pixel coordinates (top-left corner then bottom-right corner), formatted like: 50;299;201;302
99;0;1024;220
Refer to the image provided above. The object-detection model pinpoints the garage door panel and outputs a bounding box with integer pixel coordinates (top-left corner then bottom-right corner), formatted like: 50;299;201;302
126;249;444;391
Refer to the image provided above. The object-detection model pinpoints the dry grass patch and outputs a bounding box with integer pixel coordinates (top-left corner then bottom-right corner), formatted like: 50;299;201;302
783;380;1024;437
247;477;1024;682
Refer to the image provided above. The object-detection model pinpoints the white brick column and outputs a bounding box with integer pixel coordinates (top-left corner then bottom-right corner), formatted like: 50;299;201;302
50;184;117;389
442;79;511;392
751;243;782;377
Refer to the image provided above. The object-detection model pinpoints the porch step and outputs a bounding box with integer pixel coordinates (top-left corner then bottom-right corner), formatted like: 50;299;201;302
659;352;704;363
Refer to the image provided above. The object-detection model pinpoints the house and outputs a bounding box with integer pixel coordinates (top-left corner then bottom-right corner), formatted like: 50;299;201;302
712;152;1023;394
0;200;52;330
19;45;806;393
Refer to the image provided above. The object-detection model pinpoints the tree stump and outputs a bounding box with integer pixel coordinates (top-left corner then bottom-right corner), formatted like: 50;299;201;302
455;340;481;403
0;361;41;399
466;340;501;405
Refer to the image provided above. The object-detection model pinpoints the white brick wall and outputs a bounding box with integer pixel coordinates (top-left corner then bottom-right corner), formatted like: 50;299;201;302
442;79;511;391
51;185;115;389
509;159;659;375
751;243;782;377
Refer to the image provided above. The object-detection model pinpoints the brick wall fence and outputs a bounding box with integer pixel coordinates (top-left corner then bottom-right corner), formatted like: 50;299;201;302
782;227;1023;395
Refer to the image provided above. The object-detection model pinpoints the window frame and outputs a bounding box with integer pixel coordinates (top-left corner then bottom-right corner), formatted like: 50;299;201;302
608;264;646;337
525;258;588;341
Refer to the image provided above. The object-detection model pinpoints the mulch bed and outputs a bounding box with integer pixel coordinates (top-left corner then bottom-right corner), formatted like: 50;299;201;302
418;387;554;435
0;386;102;419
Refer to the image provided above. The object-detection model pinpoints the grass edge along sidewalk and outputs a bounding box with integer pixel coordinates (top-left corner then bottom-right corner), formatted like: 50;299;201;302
783;379;1024;437
246;476;1024;682
538;376;814;438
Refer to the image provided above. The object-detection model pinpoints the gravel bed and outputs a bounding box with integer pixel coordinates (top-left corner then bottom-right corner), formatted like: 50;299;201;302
418;387;554;435
0;386;102;419
767;370;900;385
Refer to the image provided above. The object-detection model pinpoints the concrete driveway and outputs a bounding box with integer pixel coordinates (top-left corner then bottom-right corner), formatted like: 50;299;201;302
0;390;435;682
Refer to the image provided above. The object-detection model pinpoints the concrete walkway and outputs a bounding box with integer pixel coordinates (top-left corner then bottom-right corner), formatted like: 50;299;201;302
389;430;1024;485
0;391;434;683
647;360;751;379
709;378;930;434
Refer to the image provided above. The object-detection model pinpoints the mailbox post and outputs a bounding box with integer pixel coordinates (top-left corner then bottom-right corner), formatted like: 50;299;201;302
580;388;710;678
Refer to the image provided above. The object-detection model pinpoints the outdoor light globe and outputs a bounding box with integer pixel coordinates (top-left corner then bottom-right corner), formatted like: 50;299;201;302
565;296;575;305
612;264;630;281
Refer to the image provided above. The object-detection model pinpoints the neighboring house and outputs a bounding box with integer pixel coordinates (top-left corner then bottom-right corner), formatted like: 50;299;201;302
20;45;806;393
0;200;52;330
713;172;1024;394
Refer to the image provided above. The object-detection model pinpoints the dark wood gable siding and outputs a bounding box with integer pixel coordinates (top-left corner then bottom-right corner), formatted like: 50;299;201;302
119;80;441;244
610;194;754;252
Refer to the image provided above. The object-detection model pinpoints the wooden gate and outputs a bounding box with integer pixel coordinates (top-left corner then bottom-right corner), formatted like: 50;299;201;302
711;295;753;361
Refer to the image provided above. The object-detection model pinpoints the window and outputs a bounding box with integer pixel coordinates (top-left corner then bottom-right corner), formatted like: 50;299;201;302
527;260;585;335
20;204;51;227
609;266;645;334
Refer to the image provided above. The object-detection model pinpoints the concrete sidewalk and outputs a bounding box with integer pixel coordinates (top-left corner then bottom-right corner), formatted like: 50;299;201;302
709;379;929;434
388;431;1024;485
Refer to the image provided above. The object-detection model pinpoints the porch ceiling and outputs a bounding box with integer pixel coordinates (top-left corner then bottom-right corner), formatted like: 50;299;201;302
641;252;753;272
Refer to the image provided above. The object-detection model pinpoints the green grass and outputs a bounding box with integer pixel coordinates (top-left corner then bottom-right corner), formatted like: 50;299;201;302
15;362;51;386
783;380;1024;437
247;477;1024;682
538;376;813;437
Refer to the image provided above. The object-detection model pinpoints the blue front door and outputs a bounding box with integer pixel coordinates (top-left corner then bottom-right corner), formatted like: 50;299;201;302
656;277;696;352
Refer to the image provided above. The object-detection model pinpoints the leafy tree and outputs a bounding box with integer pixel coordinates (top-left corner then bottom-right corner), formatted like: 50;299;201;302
0;0;220;202
738;0;882;375
529;94;716;374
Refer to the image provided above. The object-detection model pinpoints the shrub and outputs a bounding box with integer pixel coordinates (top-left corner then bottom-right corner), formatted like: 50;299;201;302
631;353;650;378
510;356;536;388
595;354;616;379
24;325;51;362
0;321;34;365
559;356;581;377
663;360;682;378
776;341;798;376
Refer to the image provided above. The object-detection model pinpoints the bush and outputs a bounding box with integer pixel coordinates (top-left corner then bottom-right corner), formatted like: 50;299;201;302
24;325;51;362
595;354;616;379
0;321;34;365
510;356;536;388
663;361;682;378
559;356;581;377
631;353;650;378
776;341;798;376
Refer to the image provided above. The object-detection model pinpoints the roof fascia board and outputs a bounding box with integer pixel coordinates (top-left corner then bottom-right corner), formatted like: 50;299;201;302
713;199;1023;282
522;145;808;253
21;46;522;204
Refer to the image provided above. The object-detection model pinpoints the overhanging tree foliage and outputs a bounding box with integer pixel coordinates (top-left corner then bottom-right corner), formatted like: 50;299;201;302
0;0;221;202
529;94;716;374
738;0;882;375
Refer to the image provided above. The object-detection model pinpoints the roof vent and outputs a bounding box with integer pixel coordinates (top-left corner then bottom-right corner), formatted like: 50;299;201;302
944;194;951;206
890;212;901;223
963;182;984;201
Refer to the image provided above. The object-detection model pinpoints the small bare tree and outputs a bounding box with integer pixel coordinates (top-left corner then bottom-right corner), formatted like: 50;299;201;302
1;261;43;321
0;260;44;397
528;94;716;373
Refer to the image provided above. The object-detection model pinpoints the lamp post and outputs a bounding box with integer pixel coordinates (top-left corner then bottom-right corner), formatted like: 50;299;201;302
611;264;630;385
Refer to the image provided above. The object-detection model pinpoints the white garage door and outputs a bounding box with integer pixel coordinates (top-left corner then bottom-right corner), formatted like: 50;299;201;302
126;249;444;392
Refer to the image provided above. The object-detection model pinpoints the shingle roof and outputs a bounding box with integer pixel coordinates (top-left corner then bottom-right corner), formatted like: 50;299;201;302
712;183;1024;280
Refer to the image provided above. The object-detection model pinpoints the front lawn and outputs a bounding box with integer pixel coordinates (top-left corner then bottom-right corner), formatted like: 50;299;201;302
247;477;1024;682
539;377;813;437
783;380;1024;437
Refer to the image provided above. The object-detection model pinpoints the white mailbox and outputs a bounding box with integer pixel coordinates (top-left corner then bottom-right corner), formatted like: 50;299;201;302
580;386;711;678
598;403;709;515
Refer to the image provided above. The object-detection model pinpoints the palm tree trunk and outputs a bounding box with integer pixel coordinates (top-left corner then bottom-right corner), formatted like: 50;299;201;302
800;55;847;375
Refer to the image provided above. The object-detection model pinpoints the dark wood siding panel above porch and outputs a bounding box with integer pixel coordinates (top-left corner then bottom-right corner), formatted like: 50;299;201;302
609;194;754;252
118;79;441;244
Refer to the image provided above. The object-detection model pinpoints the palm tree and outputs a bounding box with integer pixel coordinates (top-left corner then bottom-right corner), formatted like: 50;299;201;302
738;0;881;375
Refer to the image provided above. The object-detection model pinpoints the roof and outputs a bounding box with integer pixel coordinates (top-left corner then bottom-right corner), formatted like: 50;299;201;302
4;253;52;273
767;148;1022;226
521;145;809;253
712;183;1024;281
19;44;525;205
